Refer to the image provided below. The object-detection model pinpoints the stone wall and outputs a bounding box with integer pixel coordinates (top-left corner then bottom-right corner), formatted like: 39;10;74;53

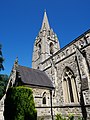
0;95;6;120
40;32;90;119
32;88;52;118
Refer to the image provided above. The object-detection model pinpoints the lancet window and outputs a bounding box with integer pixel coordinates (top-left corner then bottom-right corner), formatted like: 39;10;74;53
63;67;78;103
50;42;54;54
38;44;41;57
42;92;46;104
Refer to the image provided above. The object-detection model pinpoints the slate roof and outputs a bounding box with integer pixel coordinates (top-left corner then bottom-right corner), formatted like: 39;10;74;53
17;65;54;89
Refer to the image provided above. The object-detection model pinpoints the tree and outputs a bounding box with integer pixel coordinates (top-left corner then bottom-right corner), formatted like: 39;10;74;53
0;44;4;71
0;74;8;100
0;44;8;100
4;86;37;120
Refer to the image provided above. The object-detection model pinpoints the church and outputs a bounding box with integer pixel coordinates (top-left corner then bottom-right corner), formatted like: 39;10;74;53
0;11;90;120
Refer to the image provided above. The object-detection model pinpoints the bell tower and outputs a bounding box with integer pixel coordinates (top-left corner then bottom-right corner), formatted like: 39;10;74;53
32;11;60;69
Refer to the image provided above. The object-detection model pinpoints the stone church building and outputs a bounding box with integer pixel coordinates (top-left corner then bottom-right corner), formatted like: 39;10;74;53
0;11;90;120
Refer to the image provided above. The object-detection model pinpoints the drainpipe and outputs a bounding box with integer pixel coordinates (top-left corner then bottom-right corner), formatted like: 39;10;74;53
50;90;53;120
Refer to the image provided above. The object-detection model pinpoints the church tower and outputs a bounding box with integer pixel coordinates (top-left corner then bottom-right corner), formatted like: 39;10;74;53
32;11;60;69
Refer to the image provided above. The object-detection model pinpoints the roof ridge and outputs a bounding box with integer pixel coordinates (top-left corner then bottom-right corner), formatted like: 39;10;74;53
18;64;44;72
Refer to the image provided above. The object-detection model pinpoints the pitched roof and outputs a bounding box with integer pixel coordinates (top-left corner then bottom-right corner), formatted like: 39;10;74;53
17;65;54;89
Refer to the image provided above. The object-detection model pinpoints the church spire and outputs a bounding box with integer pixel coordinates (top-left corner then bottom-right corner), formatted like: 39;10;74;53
41;10;50;30
32;11;60;69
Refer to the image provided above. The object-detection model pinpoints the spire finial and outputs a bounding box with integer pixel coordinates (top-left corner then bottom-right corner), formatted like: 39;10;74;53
41;10;50;30
13;57;18;69
15;57;18;64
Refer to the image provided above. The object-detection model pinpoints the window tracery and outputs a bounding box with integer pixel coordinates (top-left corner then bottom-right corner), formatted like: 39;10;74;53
63;67;78;103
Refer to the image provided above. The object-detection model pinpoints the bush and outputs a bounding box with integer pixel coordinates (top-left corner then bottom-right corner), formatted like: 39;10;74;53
4;86;37;120
55;114;83;120
68;114;74;120
56;114;66;120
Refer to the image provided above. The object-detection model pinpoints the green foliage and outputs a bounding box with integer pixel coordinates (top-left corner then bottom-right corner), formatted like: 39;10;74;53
55;114;83;120
67;114;74;120
56;114;66;120
77;117;83;120
4;86;37;120
0;74;8;99
0;44;4;71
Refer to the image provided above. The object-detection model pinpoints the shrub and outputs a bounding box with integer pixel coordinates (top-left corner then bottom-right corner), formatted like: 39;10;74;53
55;114;66;120
4;86;37;120
55;114;83;120
68;114;74;120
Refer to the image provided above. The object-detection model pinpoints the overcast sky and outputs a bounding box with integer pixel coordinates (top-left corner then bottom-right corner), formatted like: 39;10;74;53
0;0;90;75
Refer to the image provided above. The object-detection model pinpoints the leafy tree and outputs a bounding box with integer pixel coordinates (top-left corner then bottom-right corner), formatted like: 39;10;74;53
0;74;8;99
0;44;8;99
0;44;4;71
4;86;37;120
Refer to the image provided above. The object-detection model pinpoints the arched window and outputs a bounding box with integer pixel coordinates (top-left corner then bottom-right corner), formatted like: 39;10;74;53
63;67;78;103
50;42;54;54
42;92;46;104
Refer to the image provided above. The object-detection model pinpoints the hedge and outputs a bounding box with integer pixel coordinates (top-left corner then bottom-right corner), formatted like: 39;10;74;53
4;86;37;120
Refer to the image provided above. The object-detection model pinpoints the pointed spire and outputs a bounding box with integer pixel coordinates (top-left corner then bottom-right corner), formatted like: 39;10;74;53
41;10;50;30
